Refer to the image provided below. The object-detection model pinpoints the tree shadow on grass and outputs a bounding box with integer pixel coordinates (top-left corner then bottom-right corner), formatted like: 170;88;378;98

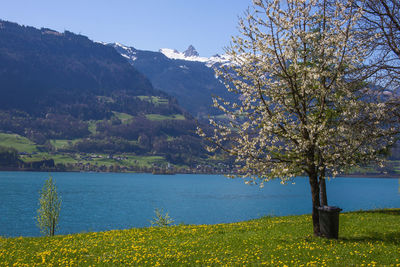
339;209;400;244
340;231;400;245
351;209;400;216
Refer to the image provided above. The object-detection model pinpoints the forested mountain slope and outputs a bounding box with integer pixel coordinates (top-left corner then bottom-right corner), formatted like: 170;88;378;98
0;20;211;171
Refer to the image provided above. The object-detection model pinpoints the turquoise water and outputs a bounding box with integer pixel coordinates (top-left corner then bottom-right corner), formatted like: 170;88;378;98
0;171;399;237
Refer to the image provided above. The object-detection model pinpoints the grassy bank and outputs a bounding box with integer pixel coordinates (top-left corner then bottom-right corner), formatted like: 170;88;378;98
1;209;399;266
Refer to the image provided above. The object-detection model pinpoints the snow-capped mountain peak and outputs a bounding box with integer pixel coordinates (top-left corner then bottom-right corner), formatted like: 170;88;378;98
107;42;231;68
159;46;230;67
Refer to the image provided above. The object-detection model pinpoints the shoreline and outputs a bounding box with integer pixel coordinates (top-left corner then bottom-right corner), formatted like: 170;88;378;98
0;168;399;178
336;174;399;179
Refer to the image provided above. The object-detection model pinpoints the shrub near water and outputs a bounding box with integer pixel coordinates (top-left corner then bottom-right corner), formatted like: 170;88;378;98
150;208;174;227
0;210;399;266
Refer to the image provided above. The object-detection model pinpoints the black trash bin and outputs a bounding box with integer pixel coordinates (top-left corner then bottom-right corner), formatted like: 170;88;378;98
318;206;342;239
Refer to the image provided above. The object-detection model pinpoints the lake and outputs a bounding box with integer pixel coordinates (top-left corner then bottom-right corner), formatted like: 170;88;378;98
0;171;399;237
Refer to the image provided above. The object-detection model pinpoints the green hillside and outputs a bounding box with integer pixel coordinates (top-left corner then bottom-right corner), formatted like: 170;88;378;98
0;133;38;153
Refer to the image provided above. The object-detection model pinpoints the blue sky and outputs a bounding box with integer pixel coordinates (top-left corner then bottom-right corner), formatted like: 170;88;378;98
0;0;253;57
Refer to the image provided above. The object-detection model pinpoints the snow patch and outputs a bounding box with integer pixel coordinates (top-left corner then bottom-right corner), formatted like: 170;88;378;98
95;41;108;45
111;43;137;61
121;53;136;61
114;42;130;50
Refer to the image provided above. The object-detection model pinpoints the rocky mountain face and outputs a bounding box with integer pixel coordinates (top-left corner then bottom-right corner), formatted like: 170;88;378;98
183;45;199;57
110;43;234;118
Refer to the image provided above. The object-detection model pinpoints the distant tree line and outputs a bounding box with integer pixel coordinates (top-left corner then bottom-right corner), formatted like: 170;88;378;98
0;146;20;167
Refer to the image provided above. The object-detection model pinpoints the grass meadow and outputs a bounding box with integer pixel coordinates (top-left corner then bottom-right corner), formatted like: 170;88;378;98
1;209;399;266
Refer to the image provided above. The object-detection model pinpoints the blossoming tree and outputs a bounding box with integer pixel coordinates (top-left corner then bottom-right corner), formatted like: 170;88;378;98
198;0;399;236
357;0;400;90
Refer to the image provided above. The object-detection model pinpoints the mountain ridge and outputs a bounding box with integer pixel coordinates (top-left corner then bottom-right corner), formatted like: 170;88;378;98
110;42;234;118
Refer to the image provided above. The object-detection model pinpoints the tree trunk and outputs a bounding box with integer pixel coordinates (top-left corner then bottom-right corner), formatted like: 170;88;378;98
319;177;328;206
309;172;321;236
51;218;55;236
